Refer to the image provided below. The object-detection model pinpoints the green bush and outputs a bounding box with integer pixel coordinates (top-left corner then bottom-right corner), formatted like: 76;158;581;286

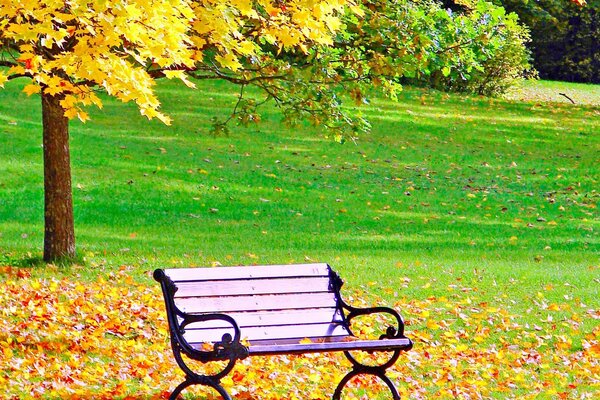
405;0;534;96
460;3;535;96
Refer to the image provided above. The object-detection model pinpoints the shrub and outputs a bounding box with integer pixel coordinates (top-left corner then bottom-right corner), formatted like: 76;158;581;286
404;0;534;96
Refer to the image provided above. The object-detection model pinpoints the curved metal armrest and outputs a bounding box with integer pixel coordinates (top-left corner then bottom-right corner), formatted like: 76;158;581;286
342;303;408;340
176;313;249;362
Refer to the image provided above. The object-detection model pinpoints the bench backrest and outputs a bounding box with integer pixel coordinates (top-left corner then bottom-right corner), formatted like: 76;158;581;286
157;263;352;347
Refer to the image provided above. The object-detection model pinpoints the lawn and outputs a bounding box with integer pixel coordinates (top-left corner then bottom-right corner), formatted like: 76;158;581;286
505;80;600;106
0;78;598;399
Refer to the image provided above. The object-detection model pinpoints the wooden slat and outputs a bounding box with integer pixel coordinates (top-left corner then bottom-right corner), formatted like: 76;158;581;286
173;276;331;298
164;263;330;282
247;336;353;346
184;322;351;344
175;292;338;314
187;337;412;355
246;338;413;356
180;308;345;330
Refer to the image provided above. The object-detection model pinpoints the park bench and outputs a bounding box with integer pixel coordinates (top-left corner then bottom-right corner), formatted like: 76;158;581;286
154;263;413;400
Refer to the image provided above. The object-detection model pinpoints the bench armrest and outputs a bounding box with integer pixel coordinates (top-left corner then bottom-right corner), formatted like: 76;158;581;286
327;267;408;340
341;303;408;340
176;313;249;362
154;268;249;362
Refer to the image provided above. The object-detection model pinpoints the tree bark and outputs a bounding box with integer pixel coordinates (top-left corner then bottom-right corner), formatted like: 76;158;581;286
42;92;75;262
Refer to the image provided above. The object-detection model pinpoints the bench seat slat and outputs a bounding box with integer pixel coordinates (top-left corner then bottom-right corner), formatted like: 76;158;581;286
185;321;351;344
173;276;331;298
182;308;345;329
175;292;338;314
246;338;413;356
187;337;413;355
164;263;330;282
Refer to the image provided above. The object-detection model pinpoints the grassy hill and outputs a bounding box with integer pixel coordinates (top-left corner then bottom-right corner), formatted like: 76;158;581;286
0;78;598;398
1;78;597;292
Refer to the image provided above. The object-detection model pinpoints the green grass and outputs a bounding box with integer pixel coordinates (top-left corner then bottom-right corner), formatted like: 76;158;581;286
1;78;599;399
1;77;598;315
505;79;600;106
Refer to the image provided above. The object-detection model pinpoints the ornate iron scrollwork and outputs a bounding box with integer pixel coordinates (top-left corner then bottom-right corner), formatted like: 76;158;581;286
155;269;249;399
167;316;249;400
214;333;250;360
334;289;410;399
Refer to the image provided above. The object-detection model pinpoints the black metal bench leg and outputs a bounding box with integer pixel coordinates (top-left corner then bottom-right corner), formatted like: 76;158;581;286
169;377;232;400
169;379;191;400
332;369;401;400
379;372;401;400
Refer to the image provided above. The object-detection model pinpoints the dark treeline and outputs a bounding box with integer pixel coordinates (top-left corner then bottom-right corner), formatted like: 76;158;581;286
495;0;599;83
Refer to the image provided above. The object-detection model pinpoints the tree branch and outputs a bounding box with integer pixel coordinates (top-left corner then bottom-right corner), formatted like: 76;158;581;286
188;69;289;85
559;93;575;104
222;84;247;126
8;73;32;80
436;39;474;55
0;60;18;68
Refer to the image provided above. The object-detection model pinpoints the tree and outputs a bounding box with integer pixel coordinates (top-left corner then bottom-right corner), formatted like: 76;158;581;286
492;0;597;83
0;0;362;261
1;0;194;261
529;0;599;83
4;0;417;262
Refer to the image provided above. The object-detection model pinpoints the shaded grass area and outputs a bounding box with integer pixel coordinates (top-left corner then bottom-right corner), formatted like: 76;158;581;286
0;78;599;398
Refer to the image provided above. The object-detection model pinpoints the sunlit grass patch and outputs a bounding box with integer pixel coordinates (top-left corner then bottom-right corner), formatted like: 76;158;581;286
505;80;600;106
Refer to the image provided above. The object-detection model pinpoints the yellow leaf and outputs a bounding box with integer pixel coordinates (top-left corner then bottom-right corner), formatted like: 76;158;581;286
64;107;78;119
236;40;256;56
163;70;184;79
215;53;242;72
156;112;172;126
23;84;41;96
0;73;7;88
350;4;365;17
426;319;440;330
324;15;341;32
8;65;25;75
164;70;196;89
44;84;64;96
60;95;77;110
455;343;469;352
77;110;90;123
278;28;300;48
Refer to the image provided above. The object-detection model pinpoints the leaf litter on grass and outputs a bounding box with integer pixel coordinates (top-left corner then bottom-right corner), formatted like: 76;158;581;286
1;266;598;399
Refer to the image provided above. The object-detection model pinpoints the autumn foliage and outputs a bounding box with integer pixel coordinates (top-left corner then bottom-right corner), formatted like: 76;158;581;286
0;0;357;124
1;266;598;399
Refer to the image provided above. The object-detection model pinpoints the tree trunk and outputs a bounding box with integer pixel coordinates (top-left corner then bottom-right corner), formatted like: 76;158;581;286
42;92;75;262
